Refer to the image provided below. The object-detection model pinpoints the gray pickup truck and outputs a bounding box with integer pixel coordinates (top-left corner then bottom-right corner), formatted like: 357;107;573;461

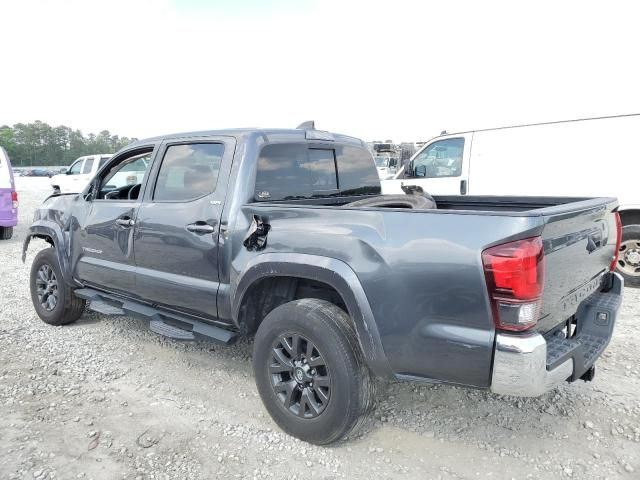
23;123;624;444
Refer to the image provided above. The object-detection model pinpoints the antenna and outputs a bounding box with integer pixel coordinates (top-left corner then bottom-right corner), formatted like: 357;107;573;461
297;121;315;129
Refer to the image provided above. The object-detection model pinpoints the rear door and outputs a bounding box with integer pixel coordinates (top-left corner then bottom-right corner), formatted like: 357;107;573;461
133;136;235;319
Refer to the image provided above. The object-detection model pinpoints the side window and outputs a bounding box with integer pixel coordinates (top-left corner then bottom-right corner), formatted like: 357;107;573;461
254;144;338;201
99;156;111;168
153;143;224;202
68;160;83;175
411;138;465;178
98;151;153;200
82;158;94;174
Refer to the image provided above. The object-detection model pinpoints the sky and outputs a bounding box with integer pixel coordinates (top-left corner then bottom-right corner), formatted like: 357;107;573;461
2;0;640;142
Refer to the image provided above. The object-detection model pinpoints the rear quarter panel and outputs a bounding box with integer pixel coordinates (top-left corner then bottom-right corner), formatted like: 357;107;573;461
230;204;545;388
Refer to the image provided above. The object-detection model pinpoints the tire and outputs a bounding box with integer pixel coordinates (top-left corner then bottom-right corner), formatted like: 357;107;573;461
253;299;375;444
30;248;86;325
0;226;13;240
617;224;640;288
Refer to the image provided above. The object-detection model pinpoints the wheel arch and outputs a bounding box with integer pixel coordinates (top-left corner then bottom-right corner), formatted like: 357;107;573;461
22;221;75;286
232;253;393;378
618;206;640;227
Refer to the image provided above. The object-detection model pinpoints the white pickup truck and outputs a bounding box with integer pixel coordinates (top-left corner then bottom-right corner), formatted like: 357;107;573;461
51;154;148;195
51;155;112;194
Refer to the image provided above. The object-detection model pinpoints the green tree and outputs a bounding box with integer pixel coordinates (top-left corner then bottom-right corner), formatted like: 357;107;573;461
0;121;137;167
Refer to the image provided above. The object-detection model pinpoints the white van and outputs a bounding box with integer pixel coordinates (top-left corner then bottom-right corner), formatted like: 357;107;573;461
381;114;640;286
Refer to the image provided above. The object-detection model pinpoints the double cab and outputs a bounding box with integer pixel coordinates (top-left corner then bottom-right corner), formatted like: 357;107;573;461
24;124;623;444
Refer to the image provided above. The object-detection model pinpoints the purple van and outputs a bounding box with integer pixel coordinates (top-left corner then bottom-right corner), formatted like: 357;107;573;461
0;147;18;240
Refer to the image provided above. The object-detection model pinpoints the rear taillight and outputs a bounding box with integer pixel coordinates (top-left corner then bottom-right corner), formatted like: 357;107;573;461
610;212;622;272
482;237;545;332
11;191;18;209
126;175;137;185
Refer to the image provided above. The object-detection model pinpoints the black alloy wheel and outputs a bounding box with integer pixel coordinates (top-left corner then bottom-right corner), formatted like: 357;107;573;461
35;264;59;311
269;333;331;419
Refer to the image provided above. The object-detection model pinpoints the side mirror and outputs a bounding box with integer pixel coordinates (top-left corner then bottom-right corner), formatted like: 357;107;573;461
66;170;73;175
415;164;427;177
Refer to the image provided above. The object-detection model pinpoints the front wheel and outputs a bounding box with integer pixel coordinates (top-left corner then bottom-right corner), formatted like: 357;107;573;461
253;299;375;445
617;225;640;288
30;248;86;325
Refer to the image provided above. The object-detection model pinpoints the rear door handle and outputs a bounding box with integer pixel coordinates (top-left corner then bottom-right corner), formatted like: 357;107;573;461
186;222;216;234
116;218;135;227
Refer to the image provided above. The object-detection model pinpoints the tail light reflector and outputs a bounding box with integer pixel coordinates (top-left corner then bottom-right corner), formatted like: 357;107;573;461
610;212;622;272
482;237;545;331
11;191;18;209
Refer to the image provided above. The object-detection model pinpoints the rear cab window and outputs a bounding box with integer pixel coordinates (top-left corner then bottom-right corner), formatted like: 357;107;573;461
254;143;380;201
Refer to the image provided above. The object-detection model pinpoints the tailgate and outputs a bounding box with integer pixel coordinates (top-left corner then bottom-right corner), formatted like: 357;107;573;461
536;198;619;333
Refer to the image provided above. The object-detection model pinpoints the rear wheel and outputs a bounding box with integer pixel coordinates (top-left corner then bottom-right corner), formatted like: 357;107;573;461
617;225;640;288
30;248;86;325
253;299;375;444
0;226;13;240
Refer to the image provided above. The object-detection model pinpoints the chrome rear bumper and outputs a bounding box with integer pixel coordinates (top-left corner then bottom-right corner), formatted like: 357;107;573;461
490;333;574;396
490;272;623;397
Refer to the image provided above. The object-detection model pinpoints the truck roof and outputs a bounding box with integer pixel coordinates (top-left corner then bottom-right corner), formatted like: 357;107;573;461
131;128;366;148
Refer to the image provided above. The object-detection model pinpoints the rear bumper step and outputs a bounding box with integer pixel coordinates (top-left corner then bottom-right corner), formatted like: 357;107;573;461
491;272;623;397
75;288;237;345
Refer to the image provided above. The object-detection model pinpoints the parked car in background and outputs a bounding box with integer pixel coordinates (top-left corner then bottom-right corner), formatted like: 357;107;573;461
50;154;112;194
0;147;18;239
21;168;55;177
24;123;623;444
382;114;640;287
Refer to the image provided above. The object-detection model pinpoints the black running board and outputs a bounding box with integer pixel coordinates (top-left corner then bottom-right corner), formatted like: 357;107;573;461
75;288;237;345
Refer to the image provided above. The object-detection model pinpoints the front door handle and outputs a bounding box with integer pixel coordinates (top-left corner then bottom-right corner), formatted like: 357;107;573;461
186;222;216;234
116;218;135;227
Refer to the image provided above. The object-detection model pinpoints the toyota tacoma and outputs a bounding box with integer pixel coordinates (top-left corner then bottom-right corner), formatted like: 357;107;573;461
23;123;624;444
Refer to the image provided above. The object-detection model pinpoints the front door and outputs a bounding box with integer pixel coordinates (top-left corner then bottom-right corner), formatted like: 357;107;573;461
73;147;155;295
400;135;471;195
133;137;234;319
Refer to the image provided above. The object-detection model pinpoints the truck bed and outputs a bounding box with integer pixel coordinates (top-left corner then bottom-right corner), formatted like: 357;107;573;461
242;193;619;386
262;193;607;214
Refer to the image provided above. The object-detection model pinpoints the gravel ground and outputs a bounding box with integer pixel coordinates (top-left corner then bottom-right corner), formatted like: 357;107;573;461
1;177;639;480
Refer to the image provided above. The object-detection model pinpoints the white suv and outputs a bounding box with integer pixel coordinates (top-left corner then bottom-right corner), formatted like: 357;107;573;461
50;155;112;194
